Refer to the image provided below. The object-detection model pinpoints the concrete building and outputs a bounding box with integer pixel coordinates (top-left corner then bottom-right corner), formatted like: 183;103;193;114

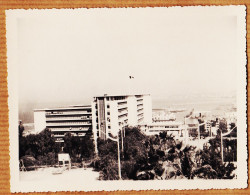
34;105;92;142
184;117;199;138
91;94;152;140
140;121;184;137
205;120;212;135
152;111;176;122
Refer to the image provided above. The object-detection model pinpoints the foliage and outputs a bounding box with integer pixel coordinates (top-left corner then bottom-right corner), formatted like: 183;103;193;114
19;128;61;161
218;119;228;134
92;127;237;180
199;137;236;179
223;139;237;162
92;138;119;180
19;127;95;166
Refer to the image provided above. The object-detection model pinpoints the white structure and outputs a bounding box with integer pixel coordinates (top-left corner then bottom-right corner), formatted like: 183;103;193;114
34;105;92;142
91;94;152;140
58;153;71;169
205;120;212;135
152;111;176;122
34;110;46;134
140;121;184;137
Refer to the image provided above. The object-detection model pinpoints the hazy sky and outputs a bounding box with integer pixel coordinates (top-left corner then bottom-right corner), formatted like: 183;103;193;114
16;7;238;107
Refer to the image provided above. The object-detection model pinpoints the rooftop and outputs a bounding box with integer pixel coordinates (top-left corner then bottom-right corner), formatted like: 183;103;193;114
94;94;151;98
34;105;91;112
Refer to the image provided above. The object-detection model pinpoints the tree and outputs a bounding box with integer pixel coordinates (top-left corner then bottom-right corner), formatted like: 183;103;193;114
218;119;228;134
198;137;236;179
19;121;25;158
19;128;61;166
91;126;236;180
64;132;95;162
92;138;119;180
18;120;24;139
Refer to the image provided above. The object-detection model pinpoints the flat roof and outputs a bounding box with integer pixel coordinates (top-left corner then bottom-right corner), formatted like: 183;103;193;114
94;94;151;98
141;121;183;126
34;105;91;112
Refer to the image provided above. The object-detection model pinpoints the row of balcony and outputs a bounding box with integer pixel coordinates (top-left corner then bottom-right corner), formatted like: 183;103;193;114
137;103;143;107
46;111;91;116
50;127;90;131
118;107;128;113
46;117;92;121
47;121;91;125
137;108;144;113
117;101;127;106
118;113;128;119
53;133;87;138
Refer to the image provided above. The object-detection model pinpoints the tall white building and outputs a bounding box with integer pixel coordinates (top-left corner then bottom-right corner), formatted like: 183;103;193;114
91;94;152;141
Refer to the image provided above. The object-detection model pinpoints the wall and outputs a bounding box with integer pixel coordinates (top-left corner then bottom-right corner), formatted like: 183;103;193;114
34;110;46;133
143;95;152;124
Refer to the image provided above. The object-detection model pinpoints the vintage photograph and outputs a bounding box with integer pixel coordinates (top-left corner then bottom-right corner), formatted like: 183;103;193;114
7;6;247;192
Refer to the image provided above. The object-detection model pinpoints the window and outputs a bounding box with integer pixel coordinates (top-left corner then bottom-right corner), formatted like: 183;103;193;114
65;161;69;164
107;112;110;115
108;125;111;129
107;104;110;109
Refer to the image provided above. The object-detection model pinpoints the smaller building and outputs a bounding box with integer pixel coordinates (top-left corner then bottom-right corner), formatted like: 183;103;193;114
140;121;184;137
58;153;71;169
184;117;199;138
152;111;176;122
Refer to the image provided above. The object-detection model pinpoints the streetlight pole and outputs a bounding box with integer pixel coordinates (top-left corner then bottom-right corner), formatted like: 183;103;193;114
221;129;224;163
121;122;124;154
107;133;122;180
117;136;122;179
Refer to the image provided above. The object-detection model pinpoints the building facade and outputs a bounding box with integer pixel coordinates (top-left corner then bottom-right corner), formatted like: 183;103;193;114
34;105;92;142
91;94;152;141
140;121;184;137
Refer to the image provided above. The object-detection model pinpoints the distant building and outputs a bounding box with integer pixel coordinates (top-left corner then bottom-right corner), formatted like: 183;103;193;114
152;111;176;122
184;117;199;137
34;105;92;142
205;120;212;135
91;94;152;140
140;121;184;137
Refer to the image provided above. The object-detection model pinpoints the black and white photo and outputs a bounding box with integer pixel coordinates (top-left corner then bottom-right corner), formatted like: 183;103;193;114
7;6;247;192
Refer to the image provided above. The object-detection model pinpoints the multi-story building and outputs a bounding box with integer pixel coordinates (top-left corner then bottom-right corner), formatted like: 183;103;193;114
34;105;92;142
91;94;152;140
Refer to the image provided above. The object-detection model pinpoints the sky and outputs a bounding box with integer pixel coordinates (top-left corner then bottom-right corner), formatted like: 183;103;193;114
15;7;239;109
